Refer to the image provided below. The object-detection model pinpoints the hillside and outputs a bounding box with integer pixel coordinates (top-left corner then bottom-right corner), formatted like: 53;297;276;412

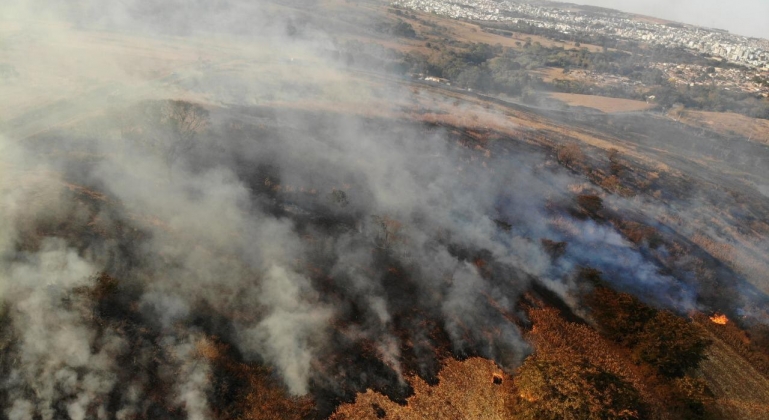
1;1;769;419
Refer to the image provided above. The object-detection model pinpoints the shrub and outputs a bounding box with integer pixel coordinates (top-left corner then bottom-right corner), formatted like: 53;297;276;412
329;189;349;207
669;376;713;419
516;356;644;420
586;286;656;346
577;194;603;214
541;239;567;259
557;143;585;168
600;175;622;192
633;311;711;378
161;100;210;166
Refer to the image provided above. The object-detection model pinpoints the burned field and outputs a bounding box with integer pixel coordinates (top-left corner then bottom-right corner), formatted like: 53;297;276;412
3;91;769;418
2;0;769;417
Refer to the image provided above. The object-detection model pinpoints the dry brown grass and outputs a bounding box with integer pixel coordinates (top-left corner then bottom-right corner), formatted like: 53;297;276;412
693;314;769;382
434;19;601;52
322;0;603;53
330;357;516;420
408;87;676;175
695;328;769;420
403;85;664;175
523;304;755;420
673;110;769;145
692;233;736;266
0;19;219;122
197;338;317;420
525;307;673;419
690;230;769;295
548;93;656;113
423;15;603;52
532;67;579;83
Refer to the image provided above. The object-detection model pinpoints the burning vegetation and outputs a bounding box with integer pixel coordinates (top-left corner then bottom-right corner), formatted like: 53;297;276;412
1;1;769;419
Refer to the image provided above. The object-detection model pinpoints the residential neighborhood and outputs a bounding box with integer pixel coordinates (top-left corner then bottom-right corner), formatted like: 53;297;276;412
555;65;769;98
392;0;769;69
649;63;769;97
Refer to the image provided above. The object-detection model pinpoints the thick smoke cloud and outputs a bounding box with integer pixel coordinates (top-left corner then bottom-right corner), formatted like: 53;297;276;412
241;265;333;395
1;0;761;418
3;240;108;420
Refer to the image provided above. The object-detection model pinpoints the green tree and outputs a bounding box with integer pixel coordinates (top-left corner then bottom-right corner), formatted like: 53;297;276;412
456;66;491;90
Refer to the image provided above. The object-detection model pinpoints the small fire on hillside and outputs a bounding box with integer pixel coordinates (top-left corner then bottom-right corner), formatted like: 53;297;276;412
710;313;729;325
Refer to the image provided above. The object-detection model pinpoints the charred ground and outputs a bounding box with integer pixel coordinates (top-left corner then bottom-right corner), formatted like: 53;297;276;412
2;1;769;419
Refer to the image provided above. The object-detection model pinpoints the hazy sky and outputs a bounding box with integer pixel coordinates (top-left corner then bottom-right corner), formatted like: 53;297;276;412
571;0;769;39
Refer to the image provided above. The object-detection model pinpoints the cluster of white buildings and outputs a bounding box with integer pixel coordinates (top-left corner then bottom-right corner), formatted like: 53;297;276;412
392;0;769;69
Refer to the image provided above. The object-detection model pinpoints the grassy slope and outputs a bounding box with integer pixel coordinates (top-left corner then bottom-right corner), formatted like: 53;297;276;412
330;357;516;419
4;2;769;418
548;92;656;113
673;110;769;145
697;328;769;419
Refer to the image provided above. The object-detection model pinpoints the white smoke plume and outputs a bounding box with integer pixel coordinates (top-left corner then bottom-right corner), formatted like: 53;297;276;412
2;0;767;418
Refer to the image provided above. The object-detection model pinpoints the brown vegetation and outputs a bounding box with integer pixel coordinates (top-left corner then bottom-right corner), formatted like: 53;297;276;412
516;355;643;420
633;311;712;378
615;221;662;248
198;338;317;420
5;3;769;418
524;300;721;420
694;328;769;420
585;286;656;346
330;358;516;419
672;110;769;145
577;194;603;215
556;142;586;169
161;100;210;166
548;93;656;113
523;306;667;419
585;284;711;378
693;313;769;381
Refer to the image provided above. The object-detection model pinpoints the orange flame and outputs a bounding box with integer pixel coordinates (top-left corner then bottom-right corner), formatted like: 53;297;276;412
710;313;728;325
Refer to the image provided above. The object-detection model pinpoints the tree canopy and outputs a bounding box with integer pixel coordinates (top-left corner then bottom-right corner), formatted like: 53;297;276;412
516;356;644;420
